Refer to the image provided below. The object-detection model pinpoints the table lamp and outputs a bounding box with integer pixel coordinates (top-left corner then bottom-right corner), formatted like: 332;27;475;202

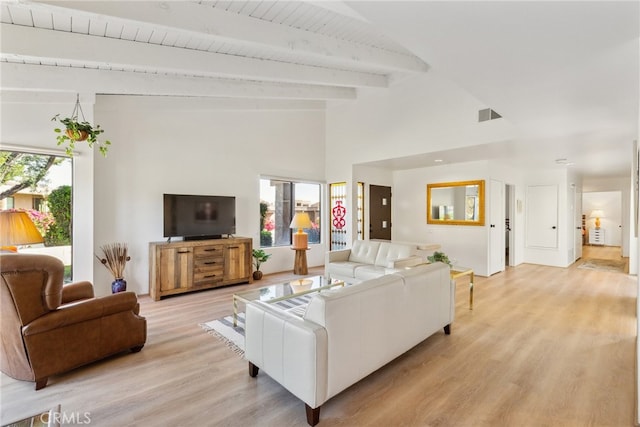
589;210;605;229
290;212;312;249
0;210;44;252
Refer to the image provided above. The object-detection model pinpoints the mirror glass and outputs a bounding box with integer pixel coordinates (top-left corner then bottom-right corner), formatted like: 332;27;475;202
426;180;485;226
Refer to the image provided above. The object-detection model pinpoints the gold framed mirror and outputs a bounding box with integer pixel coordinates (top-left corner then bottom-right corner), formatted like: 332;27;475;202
426;180;485;226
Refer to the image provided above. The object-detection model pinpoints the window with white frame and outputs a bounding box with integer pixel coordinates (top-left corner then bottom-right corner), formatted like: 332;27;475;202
259;178;321;248
0;150;73;281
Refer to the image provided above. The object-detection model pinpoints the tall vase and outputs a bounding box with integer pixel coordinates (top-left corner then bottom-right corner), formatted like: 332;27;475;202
112;278;127;293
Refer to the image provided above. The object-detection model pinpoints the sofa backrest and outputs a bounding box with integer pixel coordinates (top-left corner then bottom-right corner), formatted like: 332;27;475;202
303;262;452;400
347;240;380;264
373;242;416;267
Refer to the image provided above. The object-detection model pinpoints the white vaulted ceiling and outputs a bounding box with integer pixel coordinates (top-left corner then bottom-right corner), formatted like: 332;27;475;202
1;1;638;182
1;1;427;99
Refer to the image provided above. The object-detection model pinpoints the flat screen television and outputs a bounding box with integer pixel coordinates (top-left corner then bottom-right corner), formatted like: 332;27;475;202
163;194;236;240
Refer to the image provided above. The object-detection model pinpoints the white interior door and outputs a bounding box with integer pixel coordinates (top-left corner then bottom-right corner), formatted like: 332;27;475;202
574;187;583;261
507;184;517;266
526;185;559;248
489;179;505;275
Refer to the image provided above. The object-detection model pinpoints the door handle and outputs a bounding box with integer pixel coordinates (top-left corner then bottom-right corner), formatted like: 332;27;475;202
490;224;495;228
552;226;557;229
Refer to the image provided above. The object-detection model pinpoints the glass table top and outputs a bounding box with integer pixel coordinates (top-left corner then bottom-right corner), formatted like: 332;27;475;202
234;275;344;304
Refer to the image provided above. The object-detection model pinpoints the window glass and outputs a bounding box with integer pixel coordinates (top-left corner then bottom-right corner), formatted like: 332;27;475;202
33;196;44;211
260;178;321;248
329;182;347;249
0;151;73;281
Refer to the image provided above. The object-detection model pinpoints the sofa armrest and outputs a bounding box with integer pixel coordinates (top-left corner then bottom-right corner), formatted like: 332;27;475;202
245;301;328;409
389;255;423;269
24;292;140;336
61;281;95;304
326;249;351;264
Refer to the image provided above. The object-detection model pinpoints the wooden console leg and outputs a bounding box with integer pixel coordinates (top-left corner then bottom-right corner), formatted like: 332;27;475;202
305;404;320;426
248;362;259;377
444;324;451;335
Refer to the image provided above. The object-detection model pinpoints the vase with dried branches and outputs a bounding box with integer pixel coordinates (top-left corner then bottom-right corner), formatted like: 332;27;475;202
96;242;131;293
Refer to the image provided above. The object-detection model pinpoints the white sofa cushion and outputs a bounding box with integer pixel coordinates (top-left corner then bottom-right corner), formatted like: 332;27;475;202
353;265;388;280
329;261;369;279
348;240;380;264
327;240;424;284
373;242;415;267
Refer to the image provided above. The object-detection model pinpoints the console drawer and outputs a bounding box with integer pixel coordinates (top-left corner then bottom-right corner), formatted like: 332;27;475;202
194;257;224;269
194;269;224;284
194;245;224;258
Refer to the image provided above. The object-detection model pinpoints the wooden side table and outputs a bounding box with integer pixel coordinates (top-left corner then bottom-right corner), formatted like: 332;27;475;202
292;247;309;275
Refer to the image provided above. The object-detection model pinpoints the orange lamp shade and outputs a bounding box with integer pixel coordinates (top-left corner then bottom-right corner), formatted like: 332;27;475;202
290;212;312;249
0;210;44;248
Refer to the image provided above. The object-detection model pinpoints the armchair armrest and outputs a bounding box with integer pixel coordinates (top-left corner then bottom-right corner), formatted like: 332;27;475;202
326;249;351;264
24;292;140;336
389;255;423;269
61;281;95;304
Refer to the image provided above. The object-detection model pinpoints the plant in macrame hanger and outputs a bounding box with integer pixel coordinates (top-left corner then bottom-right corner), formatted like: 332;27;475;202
52;94;111;156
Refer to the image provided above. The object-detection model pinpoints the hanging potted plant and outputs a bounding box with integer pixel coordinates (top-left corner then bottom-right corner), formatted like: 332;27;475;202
252;249;271;280
52;95;111;156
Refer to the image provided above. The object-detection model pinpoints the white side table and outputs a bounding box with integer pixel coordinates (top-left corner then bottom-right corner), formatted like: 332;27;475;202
589;228;605;245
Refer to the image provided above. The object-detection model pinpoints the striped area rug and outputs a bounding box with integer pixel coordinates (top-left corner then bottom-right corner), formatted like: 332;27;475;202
200;294;313;356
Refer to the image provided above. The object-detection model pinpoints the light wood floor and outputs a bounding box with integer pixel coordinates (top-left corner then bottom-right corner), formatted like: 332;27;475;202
1;246;636;426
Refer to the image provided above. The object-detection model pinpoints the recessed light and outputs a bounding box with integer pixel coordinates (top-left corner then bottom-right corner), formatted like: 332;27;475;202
434;159;443;163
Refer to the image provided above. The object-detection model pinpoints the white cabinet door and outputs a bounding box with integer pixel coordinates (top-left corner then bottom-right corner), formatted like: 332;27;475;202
526;185;558;248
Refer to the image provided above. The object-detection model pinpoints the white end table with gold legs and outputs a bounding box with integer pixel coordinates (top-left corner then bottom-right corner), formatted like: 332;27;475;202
450;266;474;310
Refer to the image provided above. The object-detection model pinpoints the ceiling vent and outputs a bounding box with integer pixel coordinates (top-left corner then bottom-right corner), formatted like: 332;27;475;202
478;108;502;122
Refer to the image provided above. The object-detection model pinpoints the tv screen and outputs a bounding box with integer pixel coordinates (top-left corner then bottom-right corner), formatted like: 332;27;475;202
163;194;236;240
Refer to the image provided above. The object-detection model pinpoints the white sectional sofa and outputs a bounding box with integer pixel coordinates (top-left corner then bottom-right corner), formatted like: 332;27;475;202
325;240;428;283
244;262;454;426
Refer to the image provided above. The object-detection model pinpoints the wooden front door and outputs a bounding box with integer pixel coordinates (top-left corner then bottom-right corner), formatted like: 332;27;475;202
369;185;391;240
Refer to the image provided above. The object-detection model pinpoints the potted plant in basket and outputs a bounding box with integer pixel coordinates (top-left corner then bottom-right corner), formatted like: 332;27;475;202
95;243;131;293
252;249;271;280
52;114;111;157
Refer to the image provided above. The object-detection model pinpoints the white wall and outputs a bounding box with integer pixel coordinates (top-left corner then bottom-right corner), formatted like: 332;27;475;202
1;92;327;296
1;91;95;282
325;71;518;274
325;71;587;273
326;70;516;176
392;161;492;275
92;95;326;295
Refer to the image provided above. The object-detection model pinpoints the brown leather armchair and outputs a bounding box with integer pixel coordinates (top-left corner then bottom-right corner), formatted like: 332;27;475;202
0;253;147;390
